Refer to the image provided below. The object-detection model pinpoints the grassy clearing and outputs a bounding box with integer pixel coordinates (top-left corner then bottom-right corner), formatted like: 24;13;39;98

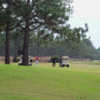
0;61;100;100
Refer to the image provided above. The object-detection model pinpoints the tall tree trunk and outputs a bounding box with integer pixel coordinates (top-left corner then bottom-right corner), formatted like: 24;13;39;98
5;21;10;64
22;21;29;65
22;0;30;65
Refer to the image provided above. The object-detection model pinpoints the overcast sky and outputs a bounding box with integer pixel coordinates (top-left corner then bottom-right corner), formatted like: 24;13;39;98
70;0;100;48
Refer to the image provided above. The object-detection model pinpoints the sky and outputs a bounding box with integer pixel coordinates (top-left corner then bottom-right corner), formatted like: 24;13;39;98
70;0;100;48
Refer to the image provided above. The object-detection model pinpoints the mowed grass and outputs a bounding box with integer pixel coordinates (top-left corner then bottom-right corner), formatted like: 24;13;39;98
0;61;100;100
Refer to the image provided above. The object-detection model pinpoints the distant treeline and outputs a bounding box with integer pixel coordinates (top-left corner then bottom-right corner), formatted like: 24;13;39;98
0;38;100;60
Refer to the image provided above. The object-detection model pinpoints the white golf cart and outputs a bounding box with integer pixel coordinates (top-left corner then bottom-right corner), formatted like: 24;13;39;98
18;55;33;65
60;56;70;67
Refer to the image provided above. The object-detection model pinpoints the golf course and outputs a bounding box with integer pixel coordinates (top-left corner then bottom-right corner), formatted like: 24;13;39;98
0;61;100;100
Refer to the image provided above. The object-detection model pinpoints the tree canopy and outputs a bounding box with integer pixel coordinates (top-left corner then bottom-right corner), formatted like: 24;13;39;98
0;0;98;64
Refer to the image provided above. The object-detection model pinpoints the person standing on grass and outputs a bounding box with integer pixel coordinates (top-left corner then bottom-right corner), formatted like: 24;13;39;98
52;57;56;67
59;56;62;66
35;56;39;64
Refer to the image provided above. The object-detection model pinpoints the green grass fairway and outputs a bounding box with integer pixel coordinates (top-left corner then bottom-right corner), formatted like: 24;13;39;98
0;61;100;100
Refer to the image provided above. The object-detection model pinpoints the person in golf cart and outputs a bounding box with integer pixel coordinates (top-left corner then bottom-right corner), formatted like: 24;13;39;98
59;56;70;67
